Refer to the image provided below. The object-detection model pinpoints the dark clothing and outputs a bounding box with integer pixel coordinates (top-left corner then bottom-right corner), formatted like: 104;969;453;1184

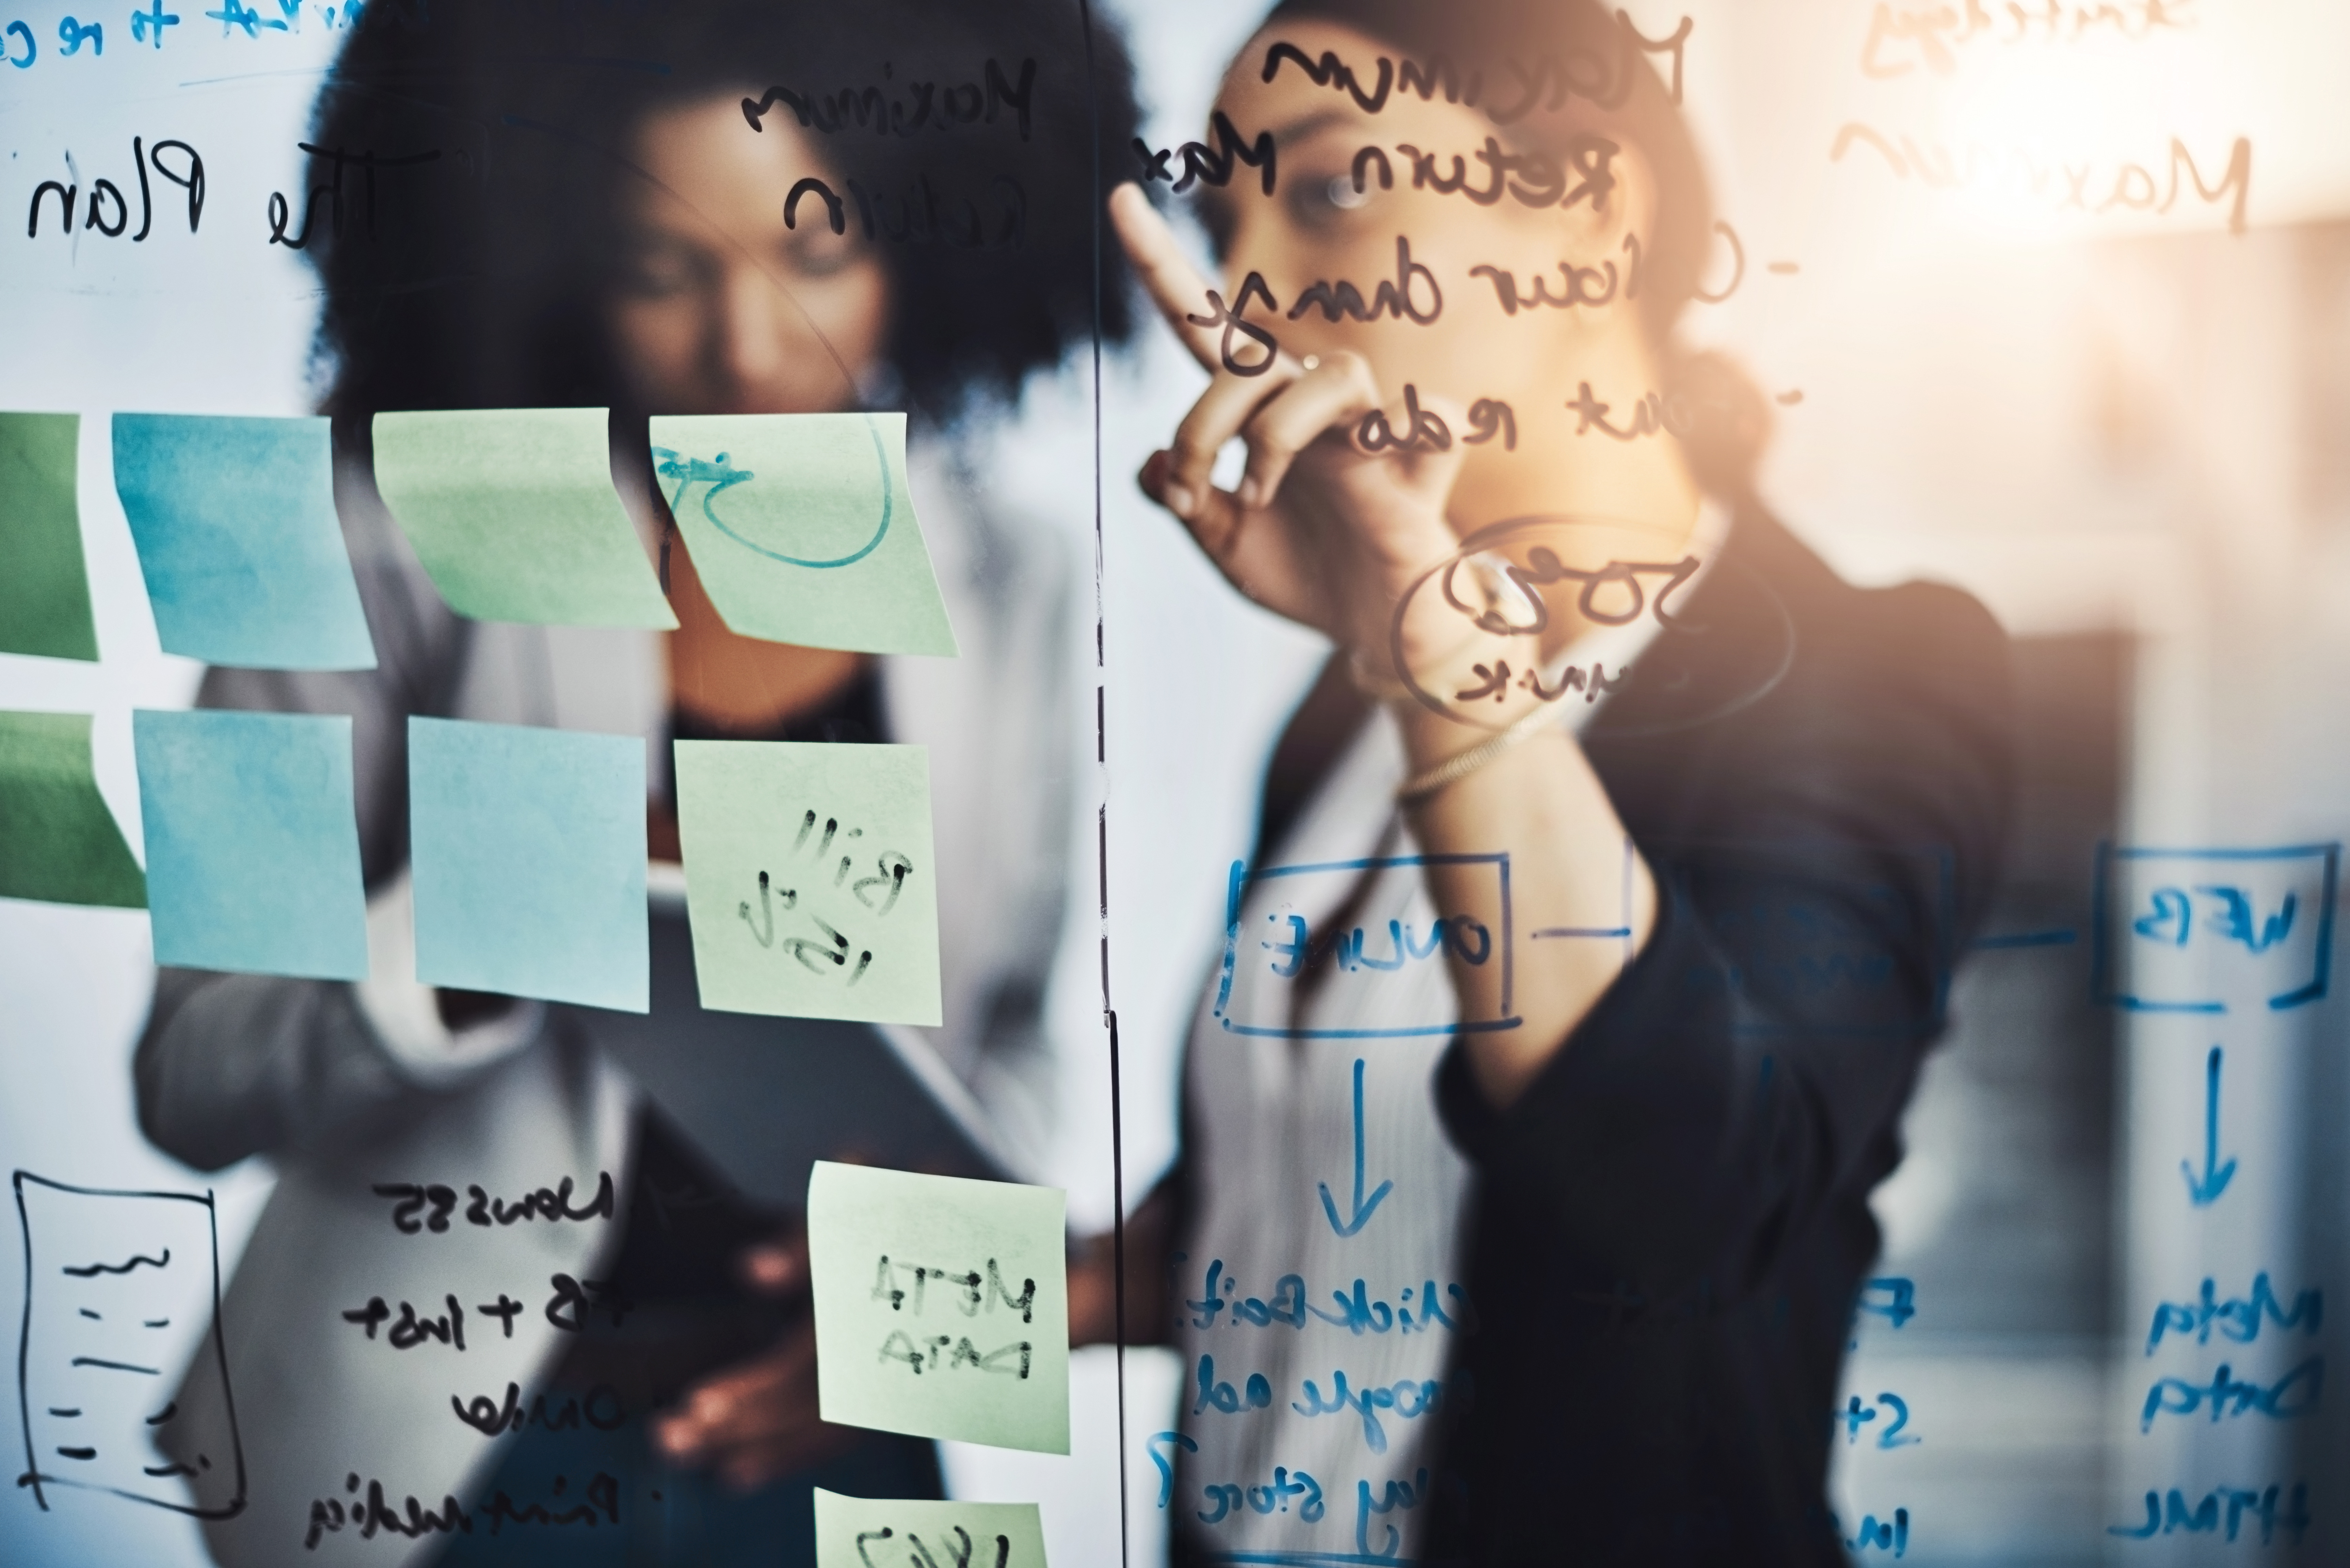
1225;510;2015;1565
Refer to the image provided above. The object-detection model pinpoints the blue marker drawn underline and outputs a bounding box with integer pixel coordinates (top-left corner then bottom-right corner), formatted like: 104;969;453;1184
655;414;892;569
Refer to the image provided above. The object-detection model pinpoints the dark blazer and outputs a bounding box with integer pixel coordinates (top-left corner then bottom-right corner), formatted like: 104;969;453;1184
1419;506;2015;1563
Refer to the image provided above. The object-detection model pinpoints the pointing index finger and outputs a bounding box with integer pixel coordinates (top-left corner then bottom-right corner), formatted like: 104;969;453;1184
1108;181;1294;378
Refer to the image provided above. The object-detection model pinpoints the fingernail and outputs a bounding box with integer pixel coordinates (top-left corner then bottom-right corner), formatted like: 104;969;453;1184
1164;483;1195;516
1238;476;1263;508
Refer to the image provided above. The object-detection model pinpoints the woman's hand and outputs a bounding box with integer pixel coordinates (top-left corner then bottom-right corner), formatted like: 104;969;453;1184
652;1223;860;1491
1109;183;1466;666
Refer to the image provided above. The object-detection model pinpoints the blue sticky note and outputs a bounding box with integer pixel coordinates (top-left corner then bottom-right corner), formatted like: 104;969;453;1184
113;413;378;671
408;717;647;1012
133;709;369;980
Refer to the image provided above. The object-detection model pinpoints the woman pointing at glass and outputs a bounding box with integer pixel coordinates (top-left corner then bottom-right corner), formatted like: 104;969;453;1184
1082;0;2016;1559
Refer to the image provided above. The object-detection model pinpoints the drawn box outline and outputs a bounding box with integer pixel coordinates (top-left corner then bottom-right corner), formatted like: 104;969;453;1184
13;1170;247;1520
2089;842;2340;1015
1214;852;1518;1041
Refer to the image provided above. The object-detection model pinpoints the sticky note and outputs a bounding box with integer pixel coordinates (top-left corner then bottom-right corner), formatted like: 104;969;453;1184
0;412;100;662
132;709;368;980
113;414;378;671
0;711;144;908
814;1491;1048;1568
807;1161;1068;1454
650;413;956;656
408;716;648;1011
373;408;678;630
673;740;942;1026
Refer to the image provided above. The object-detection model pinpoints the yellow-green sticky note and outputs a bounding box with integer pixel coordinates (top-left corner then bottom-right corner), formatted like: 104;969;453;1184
0;413;100;662
650;413;956;656
372;408;677;629
0;711;145;908
807;1162;1069;1454
814;1490;1049;1568
673;740;942;1027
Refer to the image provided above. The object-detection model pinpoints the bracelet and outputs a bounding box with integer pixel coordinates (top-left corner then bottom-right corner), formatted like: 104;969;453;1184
1395;702;1559;805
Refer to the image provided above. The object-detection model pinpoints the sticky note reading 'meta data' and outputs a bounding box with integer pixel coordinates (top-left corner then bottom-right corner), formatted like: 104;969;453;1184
408;716;648;1012
813;1491;1049;1568
673;740;942;1027
133;709;368;981
113;413;378;671
807;1162;1069;1455
650;413;956;656
0;412;99;662
373;408;677;630
0;711;144;908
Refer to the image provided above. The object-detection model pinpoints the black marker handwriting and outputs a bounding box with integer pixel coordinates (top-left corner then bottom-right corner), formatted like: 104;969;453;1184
1357;384;1450;453
1133;112;1277;197
1449;550;1702;637
305;1469;620;1550
743;58;1037;142
1389;132;1619;212
1186;270;1282;376
877;1331;1034;1379
450;1381;626;1437
1464;399;1517;449
25;135;202;240
1469;257;1617;314
1863;0;2193;80
872;1255;1038;1323
61;1248;168;1277
855;1528;1013;1568
1288;237;1441;324
267;142;440;249
1831;124;2251;234
370;1174;615;1233
1260;13;1692;119
781;172;1027;250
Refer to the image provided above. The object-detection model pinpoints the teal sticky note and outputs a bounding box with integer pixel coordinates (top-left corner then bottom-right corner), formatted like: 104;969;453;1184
374;408;678;630
408;716;648;1011
673;740;942;1026
813;1491;1049;1568
0;711;144;908
807;1162;1069;1454
0;413;100;662
650;413;956;656
113;414;378;671
132;709;368;980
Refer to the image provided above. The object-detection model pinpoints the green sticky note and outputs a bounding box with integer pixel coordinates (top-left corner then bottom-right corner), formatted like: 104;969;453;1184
673;740;942;1027
0;413;100;662
807;1162;1069;1454
813;1490;1049;1568
373;408;677;629
0;711;145;908
650;413;956;656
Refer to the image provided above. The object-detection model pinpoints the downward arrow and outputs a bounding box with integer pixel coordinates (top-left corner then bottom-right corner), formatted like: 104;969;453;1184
2180;1045;2238;1207
1319;1057;1394;1239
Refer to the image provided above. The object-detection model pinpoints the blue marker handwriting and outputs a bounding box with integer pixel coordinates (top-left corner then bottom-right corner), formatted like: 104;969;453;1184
2109;1482;2310;1545
1834;1392;1918;1449
1833;1508;1909;1556
1193;1354;1274;1416
2134;884;2295;952
1185;1260;1475;1336
1198;1465;1325;1526
2146;1273;2321;1355
1355;1468;1430;1560
1263;911;1492;978
1854;1276;1918;1330
1294;1368;1444;1453
2138;1357;2322;1432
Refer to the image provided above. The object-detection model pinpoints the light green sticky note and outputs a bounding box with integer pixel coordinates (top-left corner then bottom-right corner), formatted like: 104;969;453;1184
0;711;145;908
0;413;100;662
807;1162;1069;1455
813;1490;1049;1568
650;413;956;656
673;740;942;1027
372;407;677;629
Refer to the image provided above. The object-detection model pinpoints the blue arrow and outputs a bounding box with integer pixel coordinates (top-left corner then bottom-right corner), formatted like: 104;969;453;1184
2181;1045;2238;1207
1318;1057;1394;1238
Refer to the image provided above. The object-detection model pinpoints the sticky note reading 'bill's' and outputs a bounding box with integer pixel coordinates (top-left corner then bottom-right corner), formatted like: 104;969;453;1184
408;717;648;1012
0;711;144;908
673;740;941;1027
650;413;956;656
0;413;100;663
113;413;378;671
807;1162;1069;1455
373;408;677;630
133;709;368;981
813;1491;1049;1568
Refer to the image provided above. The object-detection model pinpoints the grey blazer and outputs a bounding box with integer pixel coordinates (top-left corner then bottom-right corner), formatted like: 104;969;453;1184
133;438;1080;1566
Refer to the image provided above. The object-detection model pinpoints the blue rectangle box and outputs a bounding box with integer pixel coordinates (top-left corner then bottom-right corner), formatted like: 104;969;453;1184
133;708;369;981
2092;843;2339;1013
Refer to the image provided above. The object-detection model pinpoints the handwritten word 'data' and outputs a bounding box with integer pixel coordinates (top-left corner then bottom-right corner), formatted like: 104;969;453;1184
876;1331;1034;1380
2138;1357;2323;1432
305;1469;621;1551
370;1174;615;1233
1184;1261;1476;1336
1258;13;1694;122
1357;384;1450;453
1831;125;2251;235
2109;1482;2310;1545
25;136;203;240
743;58;1038;142
1863;0;2195;79
2147;1273;2321;1354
